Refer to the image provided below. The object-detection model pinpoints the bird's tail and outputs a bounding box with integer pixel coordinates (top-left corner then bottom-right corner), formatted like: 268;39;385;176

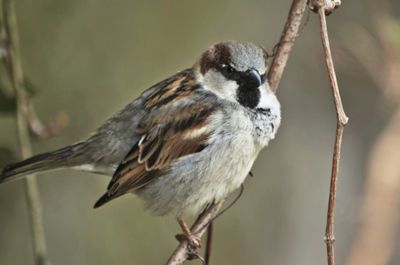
0;144;80;184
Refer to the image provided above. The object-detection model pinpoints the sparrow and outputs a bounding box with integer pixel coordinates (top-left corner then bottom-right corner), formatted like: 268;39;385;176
0;41;281;246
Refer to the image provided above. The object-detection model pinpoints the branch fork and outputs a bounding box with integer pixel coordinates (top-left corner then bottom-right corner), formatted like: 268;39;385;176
308;0;341;15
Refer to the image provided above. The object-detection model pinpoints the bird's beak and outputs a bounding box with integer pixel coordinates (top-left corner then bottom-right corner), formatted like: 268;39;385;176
244;69;262;89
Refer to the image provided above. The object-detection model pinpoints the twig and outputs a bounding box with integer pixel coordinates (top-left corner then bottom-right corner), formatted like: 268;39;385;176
2;1;50;264
309;1;348;265
318;7;348;265
204;222;213;265
267;0;308;92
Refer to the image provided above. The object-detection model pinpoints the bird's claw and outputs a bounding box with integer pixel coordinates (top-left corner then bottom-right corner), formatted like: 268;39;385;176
175;233;202;249
175;233;204;262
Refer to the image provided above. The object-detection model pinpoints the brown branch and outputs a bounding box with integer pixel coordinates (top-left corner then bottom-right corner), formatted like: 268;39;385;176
2;1;50;264
166;1;309;264
204;221;213;265
267;0;308;92
308;1;348;265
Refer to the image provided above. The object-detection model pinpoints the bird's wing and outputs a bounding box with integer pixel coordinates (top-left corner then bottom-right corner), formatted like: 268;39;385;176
94;69;220;208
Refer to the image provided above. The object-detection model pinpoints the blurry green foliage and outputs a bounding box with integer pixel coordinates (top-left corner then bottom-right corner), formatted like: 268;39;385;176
0;79;15;113
0;67;38;113
23;77;38;96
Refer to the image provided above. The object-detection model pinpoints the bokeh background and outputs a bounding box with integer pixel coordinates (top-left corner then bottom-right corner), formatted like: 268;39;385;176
1;1;399;264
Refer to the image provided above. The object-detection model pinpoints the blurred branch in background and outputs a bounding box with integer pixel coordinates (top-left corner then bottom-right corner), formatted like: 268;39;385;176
1;0;67;139
344;1;400;265
1;0;51;264
167;0;309;264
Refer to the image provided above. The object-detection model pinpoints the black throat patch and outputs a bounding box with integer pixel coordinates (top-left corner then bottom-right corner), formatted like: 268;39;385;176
217;66;262;109
236;86;260;109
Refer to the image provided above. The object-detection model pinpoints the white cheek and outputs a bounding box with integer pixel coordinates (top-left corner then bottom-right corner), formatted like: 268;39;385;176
258;85;280;111
217;80;238;102
258;84;282;135
197;70;239;103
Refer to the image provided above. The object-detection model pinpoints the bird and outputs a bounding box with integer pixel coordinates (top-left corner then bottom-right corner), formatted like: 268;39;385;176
0;40;281;247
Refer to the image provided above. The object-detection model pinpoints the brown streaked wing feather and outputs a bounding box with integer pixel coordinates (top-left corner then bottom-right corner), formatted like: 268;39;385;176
138;127;211;171
143;69;197;111
97;70;219;206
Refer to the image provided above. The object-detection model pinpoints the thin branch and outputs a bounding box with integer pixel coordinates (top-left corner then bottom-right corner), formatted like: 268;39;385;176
309;1;349;265
204;221;213;265
267;0;308;92
317;7;347;122
2;1;50;264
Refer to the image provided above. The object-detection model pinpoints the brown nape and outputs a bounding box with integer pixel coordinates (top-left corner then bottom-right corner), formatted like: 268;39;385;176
199;42;232;75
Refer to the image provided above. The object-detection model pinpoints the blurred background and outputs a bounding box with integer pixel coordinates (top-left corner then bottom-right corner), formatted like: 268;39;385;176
0;1;399;264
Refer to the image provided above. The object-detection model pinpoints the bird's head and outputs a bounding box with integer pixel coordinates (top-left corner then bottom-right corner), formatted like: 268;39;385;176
195;41;270;109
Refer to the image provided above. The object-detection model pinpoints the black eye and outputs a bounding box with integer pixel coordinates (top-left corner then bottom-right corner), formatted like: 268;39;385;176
220;65;237;79
224;65;234;73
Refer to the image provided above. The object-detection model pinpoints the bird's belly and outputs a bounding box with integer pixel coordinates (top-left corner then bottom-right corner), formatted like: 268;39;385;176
135;133;258;217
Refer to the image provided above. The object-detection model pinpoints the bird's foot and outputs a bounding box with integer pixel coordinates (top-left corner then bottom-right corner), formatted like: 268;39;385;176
175;232;202;249
176;218;202;249
176;217;203;260
175;232;204;262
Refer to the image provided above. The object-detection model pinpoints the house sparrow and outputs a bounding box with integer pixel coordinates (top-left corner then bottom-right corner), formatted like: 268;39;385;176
0;41;281;246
